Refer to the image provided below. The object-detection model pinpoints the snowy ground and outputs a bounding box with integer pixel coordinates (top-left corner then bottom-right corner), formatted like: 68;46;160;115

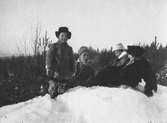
0;85;167;123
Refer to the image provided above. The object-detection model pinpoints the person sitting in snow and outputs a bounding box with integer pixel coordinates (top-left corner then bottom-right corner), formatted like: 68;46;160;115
71;46;95;87
112;43;157;97
95;43;157;97
45;26;74;98
94;43;129;87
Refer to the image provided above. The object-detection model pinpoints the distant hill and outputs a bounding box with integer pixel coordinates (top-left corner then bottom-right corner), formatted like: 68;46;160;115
0;50;12;58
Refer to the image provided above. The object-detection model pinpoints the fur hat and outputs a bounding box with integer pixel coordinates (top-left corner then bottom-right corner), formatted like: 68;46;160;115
78;46;89;56
127;45;145;57
55;27;71;39
112;43;126;52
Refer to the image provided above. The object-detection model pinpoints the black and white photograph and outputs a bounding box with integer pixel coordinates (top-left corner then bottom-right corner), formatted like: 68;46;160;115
0;0;167;122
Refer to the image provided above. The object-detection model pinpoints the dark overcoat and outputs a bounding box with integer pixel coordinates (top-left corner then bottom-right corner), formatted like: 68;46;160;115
46;41;74;80
121;57;157;95
72;62;95;87
95;55;157;96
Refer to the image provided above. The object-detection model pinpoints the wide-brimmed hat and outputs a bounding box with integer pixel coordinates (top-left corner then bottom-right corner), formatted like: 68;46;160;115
112;43;126;52
55;27;71;39
78;46;89;56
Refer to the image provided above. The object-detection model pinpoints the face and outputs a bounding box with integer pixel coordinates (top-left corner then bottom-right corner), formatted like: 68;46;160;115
58;32;68;43
113;50;122;58
79;52;89;64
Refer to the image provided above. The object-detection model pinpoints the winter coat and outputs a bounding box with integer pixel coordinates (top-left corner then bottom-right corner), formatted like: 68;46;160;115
95;51;157;96
46;41;74;80
112;51;157;95
95;51;132;87
94;65;121;87
72;62;95;87
121;57;157;95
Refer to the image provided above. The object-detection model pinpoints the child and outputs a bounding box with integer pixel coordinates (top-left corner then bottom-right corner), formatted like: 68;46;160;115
72;46;95;87
46;26;74;98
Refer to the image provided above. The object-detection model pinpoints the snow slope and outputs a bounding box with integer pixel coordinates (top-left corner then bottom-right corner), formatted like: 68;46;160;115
0;85;167;123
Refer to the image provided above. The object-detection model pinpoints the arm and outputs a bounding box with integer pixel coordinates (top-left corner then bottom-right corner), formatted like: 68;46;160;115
46;44;59;78
72;61;80;78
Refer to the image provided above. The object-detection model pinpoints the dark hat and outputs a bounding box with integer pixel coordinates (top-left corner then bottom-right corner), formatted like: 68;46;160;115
55;27;72;39
127;45;145;57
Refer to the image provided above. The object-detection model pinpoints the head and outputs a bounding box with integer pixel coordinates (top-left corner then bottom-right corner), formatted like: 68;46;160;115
127;45;145;58
55;27;71;43
112;43;126;58
78;46;89;64
113;50;124;58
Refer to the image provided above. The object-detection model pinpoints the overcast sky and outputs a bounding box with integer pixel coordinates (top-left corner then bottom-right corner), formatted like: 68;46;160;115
0;0;167;55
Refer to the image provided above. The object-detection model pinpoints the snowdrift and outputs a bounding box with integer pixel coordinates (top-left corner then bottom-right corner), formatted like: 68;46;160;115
0;85;167;123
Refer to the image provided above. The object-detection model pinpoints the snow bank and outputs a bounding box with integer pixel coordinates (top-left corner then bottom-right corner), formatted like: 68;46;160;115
0;85;167;123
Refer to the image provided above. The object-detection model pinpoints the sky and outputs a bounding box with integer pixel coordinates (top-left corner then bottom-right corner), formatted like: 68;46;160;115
0;0;167;55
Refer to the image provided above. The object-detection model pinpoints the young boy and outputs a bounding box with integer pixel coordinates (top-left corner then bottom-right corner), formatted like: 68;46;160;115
72;46;95;87
46;26;74;98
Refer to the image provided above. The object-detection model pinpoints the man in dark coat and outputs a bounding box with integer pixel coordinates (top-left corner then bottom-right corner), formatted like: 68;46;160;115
114;44;157;96
45;26;74;98
95;43;157;97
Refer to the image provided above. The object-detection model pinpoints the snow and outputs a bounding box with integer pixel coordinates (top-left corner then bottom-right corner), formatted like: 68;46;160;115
0;85;167;123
